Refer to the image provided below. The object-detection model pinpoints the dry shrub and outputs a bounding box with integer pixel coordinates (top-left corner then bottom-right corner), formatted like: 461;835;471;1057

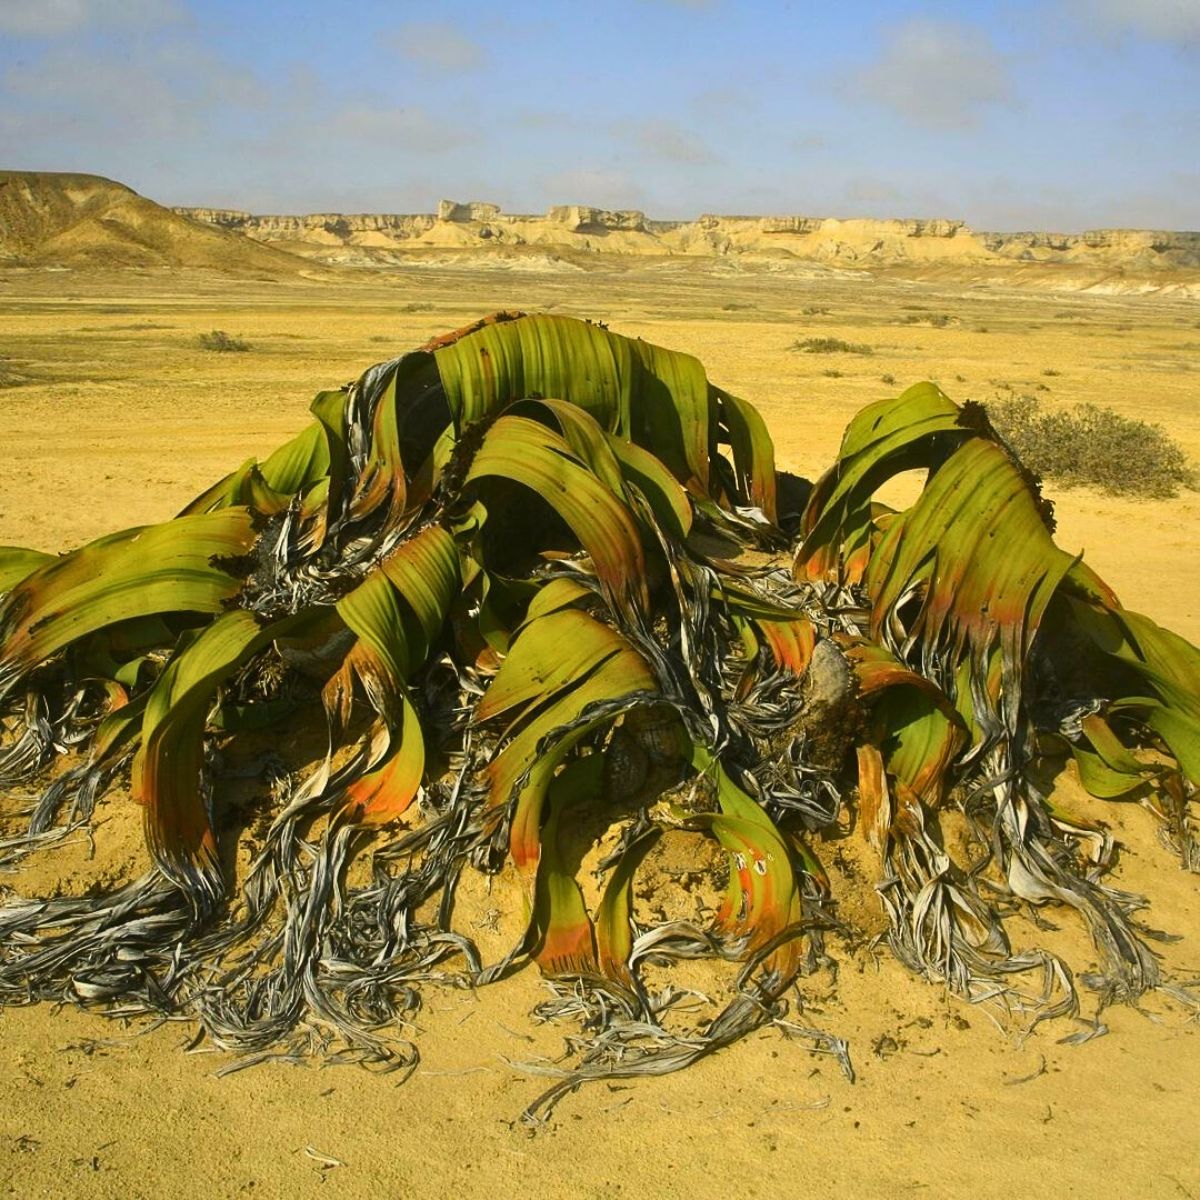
790;336;873;355
986;393;1196;499
198;329;251;352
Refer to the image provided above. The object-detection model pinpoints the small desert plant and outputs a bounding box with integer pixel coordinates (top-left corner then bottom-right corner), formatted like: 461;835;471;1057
1043;368;1060;377
822;368;843;378
0;359;26;388
790;336;873;355
802;305;831;315
986;393;1196;498
880;373;897;385
198;329;251;352
899;312;954;327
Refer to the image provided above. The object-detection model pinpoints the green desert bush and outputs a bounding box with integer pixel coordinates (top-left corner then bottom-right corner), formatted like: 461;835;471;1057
986;393;1196;498
198;329;251;352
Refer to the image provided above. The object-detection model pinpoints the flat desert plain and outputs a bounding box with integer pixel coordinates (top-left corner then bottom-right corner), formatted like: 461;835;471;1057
0;261;1197;1199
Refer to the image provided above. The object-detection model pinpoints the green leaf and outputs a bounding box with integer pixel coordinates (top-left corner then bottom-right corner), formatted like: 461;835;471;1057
608;437;693;541
0;509;258;695
714;387;777;524
337;694;426;827
0;546;54;595
465;414;649;613
134;610;276;907
533;756;602;977
689;743;804;978
595;827;661;983
798;381;964;576
477;607;631;728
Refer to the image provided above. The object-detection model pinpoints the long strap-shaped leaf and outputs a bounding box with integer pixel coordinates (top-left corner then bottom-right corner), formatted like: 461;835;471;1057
431;314;760;509
845;640;966;807
338;694;425;827
1066;598;1200;785
336;522;460;689
690;744;804;980
0;508;258;697
465;415;650;614
330;524;459;818
478;608;656;869
797;383;965;579
865;438;1077;728
714;387;777;524
133;610;283;909
0;546;54;596
477;606;628;726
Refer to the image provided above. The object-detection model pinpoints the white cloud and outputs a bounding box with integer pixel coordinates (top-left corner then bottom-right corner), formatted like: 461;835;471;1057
316;104;478;153
2;41;264;137
390;21;486;72
612;118;717;164
842;177;905;206
1065;0;1200;43
851;18;1012;130
0;0;181;36
541;167;645;209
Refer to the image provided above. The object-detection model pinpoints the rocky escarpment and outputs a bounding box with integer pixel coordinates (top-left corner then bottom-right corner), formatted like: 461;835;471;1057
3;172;1193;288
170;198;1200;279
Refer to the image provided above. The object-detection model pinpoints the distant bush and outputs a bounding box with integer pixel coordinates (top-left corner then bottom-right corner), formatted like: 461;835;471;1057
198;330;251;352
0;357;26;388
822;368;843;378
802;305;831;316
986;394;1196;499
790;336;873;355
899;312;955;327
881;373;897;386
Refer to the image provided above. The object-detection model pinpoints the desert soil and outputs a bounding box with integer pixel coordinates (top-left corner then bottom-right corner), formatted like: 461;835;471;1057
0;262;1197;1199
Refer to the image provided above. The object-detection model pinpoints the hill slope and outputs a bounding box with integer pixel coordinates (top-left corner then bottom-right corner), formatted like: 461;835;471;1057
0;172;314;275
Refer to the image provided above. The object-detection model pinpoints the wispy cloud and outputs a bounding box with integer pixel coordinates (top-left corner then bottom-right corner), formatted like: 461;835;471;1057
1063;0;1200;43
612;118;717;164
315;104;479;153
541;167;644;209
850;18;1012;130
389;21;486;72
2;41;263;137
0;0;182;37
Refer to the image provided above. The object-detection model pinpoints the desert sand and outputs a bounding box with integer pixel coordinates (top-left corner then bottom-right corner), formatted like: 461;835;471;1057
1;258;1198;1199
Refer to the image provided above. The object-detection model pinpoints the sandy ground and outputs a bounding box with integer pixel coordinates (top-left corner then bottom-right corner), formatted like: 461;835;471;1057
0;263;1197;1199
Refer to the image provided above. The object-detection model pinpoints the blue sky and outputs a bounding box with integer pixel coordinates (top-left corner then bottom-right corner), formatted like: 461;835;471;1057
1;0;1196;228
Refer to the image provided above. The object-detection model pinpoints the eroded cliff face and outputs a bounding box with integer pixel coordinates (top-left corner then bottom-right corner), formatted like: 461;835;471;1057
8;172;1193;288
169;198;1200;276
